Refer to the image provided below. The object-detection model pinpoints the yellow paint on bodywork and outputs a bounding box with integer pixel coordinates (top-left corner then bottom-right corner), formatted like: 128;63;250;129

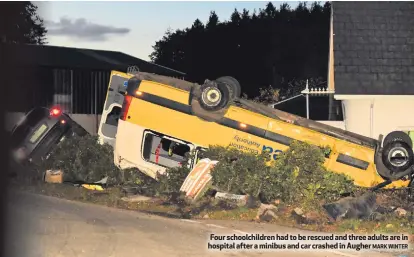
139;81;190;105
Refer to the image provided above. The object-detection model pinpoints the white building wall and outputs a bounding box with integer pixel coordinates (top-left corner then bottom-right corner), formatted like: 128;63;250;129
316;120;346;130
342;97;414;140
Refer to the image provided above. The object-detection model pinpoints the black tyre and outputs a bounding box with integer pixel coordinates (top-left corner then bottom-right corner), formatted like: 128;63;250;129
383;131;413;149
216;76;241;100
198;81;230;111
381;141;414;174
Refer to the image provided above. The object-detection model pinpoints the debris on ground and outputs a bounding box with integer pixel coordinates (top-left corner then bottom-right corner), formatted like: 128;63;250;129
180;158;217;201
290;207;319;225
256;203;278;222
61;181;107;191
259;209;278;222
273;199;281;205
322;192;377;221
214;192;248;206
375;205;395;214
43;169;108;191
293;207;304;216
291;208;306;224
386;223;394;229
77;176;108;191
394;207;408;217
322;190;414;226
257;203;278;215
56;176;110;191
121;194;155;202
43;170;64;184
81;184;105;191
94;177;108;185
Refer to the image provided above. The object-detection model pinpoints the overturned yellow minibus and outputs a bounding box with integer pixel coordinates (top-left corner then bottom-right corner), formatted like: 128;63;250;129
103;71;414;190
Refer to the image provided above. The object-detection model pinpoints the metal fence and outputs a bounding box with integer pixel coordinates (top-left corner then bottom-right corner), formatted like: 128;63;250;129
7;67;112;114
8;66;185;114
52;68;110;115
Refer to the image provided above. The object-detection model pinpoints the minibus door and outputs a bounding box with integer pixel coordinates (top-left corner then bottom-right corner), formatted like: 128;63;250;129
98;72;132;147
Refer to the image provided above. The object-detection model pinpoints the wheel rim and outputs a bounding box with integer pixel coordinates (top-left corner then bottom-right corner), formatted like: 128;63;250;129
387;146;409;167
201;87;222;107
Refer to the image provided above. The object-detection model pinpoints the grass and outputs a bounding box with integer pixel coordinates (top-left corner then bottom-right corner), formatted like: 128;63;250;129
197;206;257;220
337;217;414;234
10;178;179;215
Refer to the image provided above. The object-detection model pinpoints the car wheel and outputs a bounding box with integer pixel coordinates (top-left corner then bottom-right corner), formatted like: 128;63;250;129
381;141;414;175
216;76;241;100
383;131;413;149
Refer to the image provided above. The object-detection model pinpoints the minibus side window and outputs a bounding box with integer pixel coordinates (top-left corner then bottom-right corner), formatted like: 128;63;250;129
142;133;191;168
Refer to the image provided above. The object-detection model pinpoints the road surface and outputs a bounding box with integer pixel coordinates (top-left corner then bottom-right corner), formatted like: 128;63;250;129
4;190;403;257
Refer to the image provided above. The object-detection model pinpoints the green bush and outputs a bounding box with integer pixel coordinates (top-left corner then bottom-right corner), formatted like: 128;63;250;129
36;133;192;194
202;145;271;197
37;134;123;185
203;141;357;209
156;166;190;196
37;132;356;210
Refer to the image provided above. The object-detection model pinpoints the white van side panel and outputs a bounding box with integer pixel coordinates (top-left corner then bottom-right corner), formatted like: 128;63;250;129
114;120;167;179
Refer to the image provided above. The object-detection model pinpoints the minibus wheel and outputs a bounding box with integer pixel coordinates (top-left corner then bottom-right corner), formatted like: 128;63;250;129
383;131;413;148
216;76;241;100
198;80;230;111
382;140;414;174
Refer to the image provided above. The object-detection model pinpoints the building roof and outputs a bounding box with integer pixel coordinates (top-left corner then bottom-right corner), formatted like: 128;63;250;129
3;43;186;77
333;2;414;95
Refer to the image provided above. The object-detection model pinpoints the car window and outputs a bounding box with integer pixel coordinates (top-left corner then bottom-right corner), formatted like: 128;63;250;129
11;125;30;148
24;108;49;127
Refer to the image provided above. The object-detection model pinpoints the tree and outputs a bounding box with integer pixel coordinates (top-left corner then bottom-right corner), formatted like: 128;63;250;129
0;1;47;44
264;2;277;18
191;19;205;30
230;8;241;24
251;9;258;20
241;9;250;21
150;1;331;98
206;11;219;29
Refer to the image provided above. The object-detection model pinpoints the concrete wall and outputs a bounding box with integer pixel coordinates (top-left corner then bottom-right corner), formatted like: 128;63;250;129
69;114;102;136
5;112;102;136
342;98;414;139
